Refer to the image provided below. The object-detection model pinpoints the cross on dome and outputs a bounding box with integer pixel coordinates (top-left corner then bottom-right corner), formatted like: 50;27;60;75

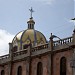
29;7;34;19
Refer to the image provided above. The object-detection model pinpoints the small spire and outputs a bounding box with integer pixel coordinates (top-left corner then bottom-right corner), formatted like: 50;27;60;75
29;7;34;19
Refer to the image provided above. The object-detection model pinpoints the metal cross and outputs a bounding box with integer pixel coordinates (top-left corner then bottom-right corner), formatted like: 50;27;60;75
29;7;34;18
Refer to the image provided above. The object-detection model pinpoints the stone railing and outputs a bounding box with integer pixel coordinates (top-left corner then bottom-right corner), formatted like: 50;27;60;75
13;49;28;57
53;36;73;47
0;54;9;60
31;43;48;52
0;43;48;60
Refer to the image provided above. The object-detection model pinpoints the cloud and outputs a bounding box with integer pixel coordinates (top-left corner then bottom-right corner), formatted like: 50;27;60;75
31;0;55;5
0;29;14;56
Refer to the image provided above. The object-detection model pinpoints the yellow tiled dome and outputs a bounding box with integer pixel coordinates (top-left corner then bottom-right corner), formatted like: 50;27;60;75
12;18;47;50
12;29;47;50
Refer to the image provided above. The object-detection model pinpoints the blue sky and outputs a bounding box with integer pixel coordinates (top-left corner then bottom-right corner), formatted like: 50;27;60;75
0;0;74;55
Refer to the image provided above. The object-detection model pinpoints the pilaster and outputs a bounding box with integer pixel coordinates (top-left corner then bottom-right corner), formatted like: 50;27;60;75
49;33;54;75
9;43;13;75
48;54;51;75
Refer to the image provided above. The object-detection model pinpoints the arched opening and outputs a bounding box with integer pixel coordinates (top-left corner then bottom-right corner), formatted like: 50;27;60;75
60;57;66;75
17;66;22;75
37;62;43;75
1;70;5;75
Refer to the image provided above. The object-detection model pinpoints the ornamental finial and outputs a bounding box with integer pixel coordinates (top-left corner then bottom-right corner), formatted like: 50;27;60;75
29;7;34;19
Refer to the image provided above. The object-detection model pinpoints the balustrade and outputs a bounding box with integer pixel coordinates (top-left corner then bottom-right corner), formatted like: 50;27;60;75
13;49;27;57
31;43;48;52
0;36;73;60
53;36;73;46
0;54;9;60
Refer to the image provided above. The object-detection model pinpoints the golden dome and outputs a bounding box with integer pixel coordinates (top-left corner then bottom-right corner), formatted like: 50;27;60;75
12;16;47;51
12;29;47;50
12;31;24;49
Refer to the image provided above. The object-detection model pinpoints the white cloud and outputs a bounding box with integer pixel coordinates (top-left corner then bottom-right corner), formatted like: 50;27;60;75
31;0;55;5
0;29;14;56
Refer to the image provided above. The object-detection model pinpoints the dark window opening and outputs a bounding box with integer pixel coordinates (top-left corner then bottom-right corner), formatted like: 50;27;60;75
30;24;31;29
28;24;30;29
60;57;66;75
17;66;22;75
37;62;43;75
1;70;5;75
23;44;30;49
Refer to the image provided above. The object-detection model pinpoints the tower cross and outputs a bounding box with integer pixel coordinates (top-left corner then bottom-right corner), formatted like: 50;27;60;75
29;7;34;18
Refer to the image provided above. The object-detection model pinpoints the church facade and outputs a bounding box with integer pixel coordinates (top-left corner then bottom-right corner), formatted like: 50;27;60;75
0;8;75;75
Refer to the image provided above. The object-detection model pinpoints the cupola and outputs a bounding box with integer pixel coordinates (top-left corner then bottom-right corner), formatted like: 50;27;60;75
27;17;35;29
12;7;47;51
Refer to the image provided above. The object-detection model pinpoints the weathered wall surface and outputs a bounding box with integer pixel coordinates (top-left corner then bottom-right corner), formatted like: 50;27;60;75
0;49;73;75
31;54;51;75
12;61;26;75
53;50;73;75
0;65;9;75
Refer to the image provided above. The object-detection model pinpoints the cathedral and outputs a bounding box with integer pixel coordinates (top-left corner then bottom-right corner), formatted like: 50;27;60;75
0;8;75;75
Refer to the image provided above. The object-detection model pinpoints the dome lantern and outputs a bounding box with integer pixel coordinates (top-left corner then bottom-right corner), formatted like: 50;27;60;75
27;17;35;29
27;7;35;29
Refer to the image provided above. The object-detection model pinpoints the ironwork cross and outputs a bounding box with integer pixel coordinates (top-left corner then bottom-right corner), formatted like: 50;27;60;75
29;7;34;18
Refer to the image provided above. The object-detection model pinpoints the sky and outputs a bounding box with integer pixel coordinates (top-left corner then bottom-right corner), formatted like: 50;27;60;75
0;0;74;56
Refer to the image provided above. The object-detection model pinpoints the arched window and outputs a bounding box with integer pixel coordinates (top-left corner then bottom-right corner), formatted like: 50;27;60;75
17;66;22;75
60;57;66;75
37;62;43;75
1;70;5;75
